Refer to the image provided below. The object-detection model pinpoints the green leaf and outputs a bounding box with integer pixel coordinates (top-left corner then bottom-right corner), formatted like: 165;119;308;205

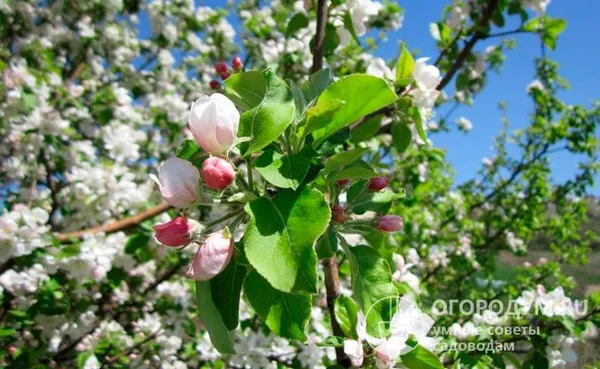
234;70;296;155
401;345;444;369
22;93;37;113
298;99;346;139
335;295;359;339
286;12;309;39
255;147;316;190
244;271;311;340
391;123;412;154
316;226;338;259
455;72;469;90
311;75;397;143
224;70;267;110
317;336;345;347
395;42;415;87
342;11;361;46
210;254;248;330
310;23;340;57
339;243;398;338
350;115;382;144
327;160;376;182
124;232;150;255
176;139;202;161
243;186;330;293
323;147;368;176
195;281;236;354
543;18;567;50
409;105;427;142
349;187;405;215
302;68;335;104
288;79;307;122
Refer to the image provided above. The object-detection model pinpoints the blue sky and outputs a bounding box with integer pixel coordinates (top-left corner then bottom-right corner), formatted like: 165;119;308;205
378;0;600;195
199;1;599;195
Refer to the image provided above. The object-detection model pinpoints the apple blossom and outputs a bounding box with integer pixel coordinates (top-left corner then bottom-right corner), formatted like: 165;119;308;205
413;57;441;91
150;157;200;208
201;156;236;190
153;217;203;247
232;56;243;70
343;311;367;367
377;215;403;232
209;80;221;89
186;228;234;281
188;93;240;155
332;204;348;223
214;61;228;75
368;176;389;191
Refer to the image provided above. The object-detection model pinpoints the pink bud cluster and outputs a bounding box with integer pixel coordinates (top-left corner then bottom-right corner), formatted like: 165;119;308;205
152;218;234;281
332;175;403;233
210;56;244;90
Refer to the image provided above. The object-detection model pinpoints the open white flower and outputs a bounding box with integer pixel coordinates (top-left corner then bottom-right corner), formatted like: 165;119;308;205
188;93;240;155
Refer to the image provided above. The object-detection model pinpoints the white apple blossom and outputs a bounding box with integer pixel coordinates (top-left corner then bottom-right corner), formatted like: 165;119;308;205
456;116;473;131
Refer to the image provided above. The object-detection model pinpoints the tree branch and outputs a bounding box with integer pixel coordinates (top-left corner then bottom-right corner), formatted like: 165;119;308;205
437;0;500;90
323;256;351;367
311;0;329;74
54;202;172;243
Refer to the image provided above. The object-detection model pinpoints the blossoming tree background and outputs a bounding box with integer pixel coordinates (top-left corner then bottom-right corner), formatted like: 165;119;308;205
0;0;599;368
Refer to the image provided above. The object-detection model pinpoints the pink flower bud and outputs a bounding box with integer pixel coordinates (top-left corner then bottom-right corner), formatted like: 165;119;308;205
202;156;236;190
232;56;243;70
150;157;200;208
336;179;349;187
186;228;234;281
377;215;403;232
91;265;107;281
368;176;389;191
214;61;228;75
8;346;17;355
153;216;202;247
219;71;230;80
188;93;239;155
332;204;348;223
209;80;220;89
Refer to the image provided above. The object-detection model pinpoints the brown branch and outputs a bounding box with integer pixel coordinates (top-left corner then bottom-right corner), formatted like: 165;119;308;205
54;202;172;243
323;256;351;368
100;330;162;367
311;0;329;74
437;0;500;91
66;62;85;86
40;150;60;227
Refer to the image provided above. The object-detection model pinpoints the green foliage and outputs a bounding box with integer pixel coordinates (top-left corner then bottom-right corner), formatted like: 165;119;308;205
391;123;412;154
310;75;397;143
395;42;415;87
210;254;247;330
339;242;397;338
334;295;359;339
255;147;316;189
286;12;309;38
244;271;312;340
232;70;296;155
243;186;330;293
195;281;236;354
401;345;444;369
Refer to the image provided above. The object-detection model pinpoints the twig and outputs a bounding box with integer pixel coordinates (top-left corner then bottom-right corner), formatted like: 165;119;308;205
40;150;60;227
66;62;85;86
323;256;351;367
311;0;329;74
437;0;501;91
100;329;162;367
54;202;172;243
